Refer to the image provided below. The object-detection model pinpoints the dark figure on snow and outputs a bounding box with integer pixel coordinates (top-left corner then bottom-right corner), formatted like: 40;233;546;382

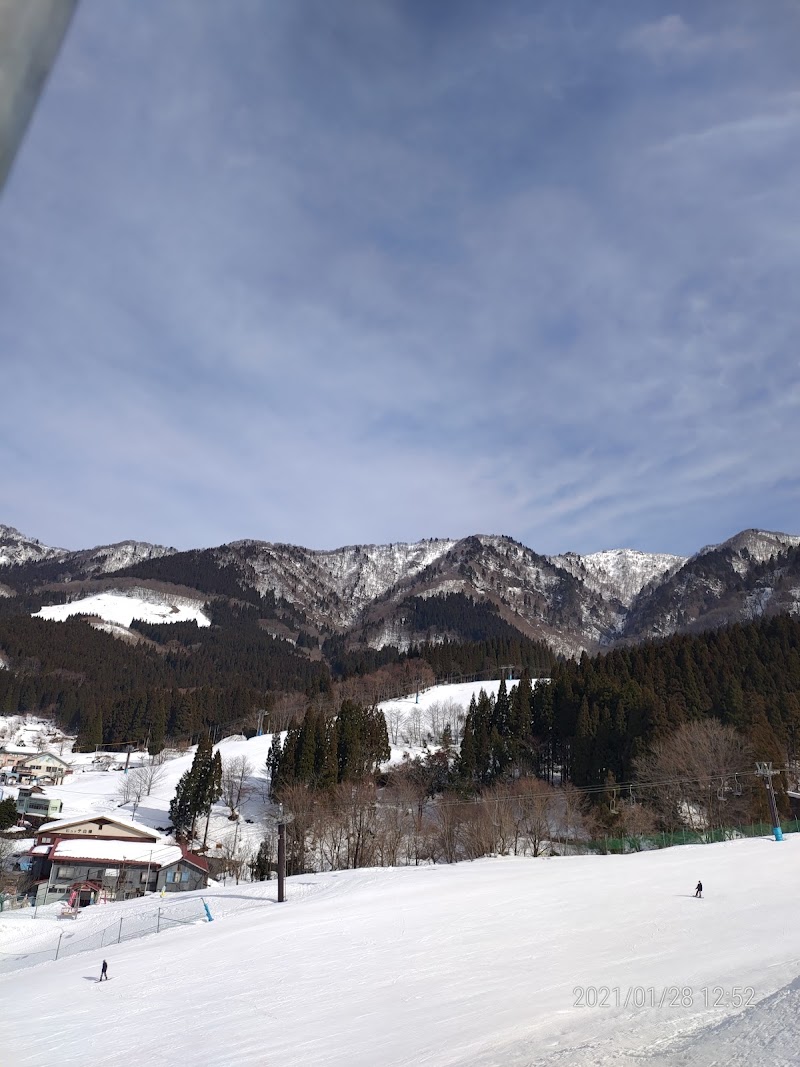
695;881;703;898
100;959;108;981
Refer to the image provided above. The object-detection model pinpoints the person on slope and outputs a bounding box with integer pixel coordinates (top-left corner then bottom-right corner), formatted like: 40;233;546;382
694;881;703;898
100;959;109;981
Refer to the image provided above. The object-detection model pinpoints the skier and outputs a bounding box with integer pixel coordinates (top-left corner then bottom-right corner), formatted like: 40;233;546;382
694;881;703;898
100;959;109;981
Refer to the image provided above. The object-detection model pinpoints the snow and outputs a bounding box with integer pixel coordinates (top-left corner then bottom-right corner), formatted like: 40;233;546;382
551;548;687;607
0;524;66;568
2;682;516;852
2;836;800;1065
378;679;528;752
697;529;800;564
225;537;459;627
38;813;157;836
32;591;210;629
50;839;182;866
4;727;279;859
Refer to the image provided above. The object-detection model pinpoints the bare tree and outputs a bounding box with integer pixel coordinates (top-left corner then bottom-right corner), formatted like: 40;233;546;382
616;801;658;849
372;804;407;867
508;779;560;857
116;756;168;818
221;755;254;818
278;783;318;875
384;706;404;745
138;754;168;796
425;701;446;743
434;799;472;863
635;719;755;835
338;781;378;869
219;829;249;884
401;706;424;747
314;794;348;871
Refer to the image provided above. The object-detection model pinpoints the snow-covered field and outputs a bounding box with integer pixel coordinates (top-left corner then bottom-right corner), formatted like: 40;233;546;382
3;681;506;854
32;590;210;628
379;678;522;753
4;685;800;1063
2;836;800;1065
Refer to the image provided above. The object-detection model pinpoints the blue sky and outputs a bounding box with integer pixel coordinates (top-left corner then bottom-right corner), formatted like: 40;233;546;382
1;0;799;556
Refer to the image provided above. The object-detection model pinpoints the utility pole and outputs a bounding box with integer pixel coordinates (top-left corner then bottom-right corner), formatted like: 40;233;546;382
756;762;784;841
277;821;286;903
34;858;56;917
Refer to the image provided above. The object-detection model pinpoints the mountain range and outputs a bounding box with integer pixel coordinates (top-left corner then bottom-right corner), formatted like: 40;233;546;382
2;524;800;657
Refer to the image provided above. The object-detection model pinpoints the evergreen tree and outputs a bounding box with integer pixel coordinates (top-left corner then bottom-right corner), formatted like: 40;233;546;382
0;796;17;830
169;768;195;838
169;735;222;841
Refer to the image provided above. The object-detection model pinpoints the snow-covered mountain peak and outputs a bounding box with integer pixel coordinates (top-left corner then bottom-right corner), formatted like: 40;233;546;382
0;524;67;567
550;548;687;607
222;537;458;624
697;529;800;564
77;540;177;574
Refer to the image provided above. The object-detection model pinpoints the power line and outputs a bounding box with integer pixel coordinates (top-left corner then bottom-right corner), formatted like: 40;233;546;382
420;766;785;811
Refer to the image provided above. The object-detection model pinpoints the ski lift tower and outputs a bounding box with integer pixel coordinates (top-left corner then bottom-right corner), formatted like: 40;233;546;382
756;762;784;841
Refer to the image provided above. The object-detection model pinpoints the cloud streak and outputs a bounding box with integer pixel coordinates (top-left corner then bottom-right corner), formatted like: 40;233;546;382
0;1;798;557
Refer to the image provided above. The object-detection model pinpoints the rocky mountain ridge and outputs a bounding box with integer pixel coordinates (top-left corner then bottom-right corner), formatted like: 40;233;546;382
1;524;799;656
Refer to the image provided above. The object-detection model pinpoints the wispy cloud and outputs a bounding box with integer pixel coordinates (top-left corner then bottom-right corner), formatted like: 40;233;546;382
621;13;750;62
0;1;798;557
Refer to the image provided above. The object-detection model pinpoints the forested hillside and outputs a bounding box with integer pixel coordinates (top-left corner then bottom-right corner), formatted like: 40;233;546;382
0;592;556;750
456;616;800;792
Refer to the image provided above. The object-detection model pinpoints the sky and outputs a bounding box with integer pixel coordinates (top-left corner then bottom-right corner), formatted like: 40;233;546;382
1;0;799;557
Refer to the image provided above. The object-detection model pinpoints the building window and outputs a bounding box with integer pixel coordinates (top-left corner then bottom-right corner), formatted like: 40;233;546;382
57;867;75;878
40;837;52;843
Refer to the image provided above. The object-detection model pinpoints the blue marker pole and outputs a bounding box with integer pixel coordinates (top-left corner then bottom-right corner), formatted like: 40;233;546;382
202;897;213;921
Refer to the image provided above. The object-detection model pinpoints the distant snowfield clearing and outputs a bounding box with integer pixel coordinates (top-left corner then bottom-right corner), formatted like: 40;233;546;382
3;836;800;1066
32;592;210;629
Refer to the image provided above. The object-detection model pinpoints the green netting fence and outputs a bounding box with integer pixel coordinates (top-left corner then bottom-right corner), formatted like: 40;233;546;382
579;819;800;856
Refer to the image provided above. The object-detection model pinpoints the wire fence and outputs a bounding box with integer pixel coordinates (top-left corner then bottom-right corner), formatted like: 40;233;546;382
571;819;800;856
0;895;211;975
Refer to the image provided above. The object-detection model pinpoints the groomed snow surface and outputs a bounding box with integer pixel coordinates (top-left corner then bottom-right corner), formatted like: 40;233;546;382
32;591;210;628
4;685;800;1063
2;836;800;1066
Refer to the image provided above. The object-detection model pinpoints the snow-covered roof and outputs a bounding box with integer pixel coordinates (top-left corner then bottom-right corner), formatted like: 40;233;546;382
51;839;183;867
18;752;70;767
37;814;163;839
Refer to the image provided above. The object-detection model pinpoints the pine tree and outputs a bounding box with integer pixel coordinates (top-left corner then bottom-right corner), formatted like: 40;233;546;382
169;735;222;841
169;768;195;838
0;796;17;830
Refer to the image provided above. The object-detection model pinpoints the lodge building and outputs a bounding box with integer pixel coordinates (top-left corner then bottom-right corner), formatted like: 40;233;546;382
26;814;208;907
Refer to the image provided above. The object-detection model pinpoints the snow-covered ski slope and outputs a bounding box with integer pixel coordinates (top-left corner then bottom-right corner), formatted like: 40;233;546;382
3;835;800;1066
32;590;210;628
